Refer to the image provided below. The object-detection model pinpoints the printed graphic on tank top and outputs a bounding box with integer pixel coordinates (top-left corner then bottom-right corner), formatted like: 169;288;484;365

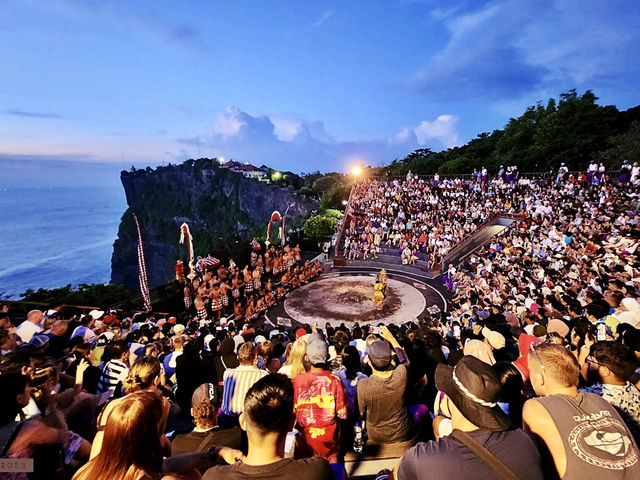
538;392;640;476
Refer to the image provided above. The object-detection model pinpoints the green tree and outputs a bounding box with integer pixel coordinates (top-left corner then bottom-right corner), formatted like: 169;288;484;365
303;214;338;243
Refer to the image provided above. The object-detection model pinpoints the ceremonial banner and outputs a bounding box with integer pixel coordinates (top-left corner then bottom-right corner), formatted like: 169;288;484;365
179;222;196;279
132;213;152;311
266;211;282;244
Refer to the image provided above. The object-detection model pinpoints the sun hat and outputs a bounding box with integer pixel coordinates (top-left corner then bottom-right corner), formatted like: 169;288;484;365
192;383;218;408
435;355;511;431
463;339;495;365
89;309;104;320
306;333;329;365
481;327;506;350
368;340;393;370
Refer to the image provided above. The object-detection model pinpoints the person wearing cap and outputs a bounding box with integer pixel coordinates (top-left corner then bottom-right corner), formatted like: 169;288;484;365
16;309;43;343
172;383;242;474
523;342;640;479
203;374;333;480
357;326;426;445
395;356;544;479
292;333;347;463
219;342;268;428
482;327;515;362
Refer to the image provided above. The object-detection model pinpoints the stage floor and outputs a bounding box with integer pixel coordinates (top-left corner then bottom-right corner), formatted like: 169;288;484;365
281;271;446;328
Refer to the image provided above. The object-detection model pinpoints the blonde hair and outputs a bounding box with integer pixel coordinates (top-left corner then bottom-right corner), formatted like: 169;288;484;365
281;337;309;378
122;357;161;394
533;343;580;387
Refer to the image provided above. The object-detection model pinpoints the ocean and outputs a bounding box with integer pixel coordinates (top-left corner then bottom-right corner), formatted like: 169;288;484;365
0;186;128;299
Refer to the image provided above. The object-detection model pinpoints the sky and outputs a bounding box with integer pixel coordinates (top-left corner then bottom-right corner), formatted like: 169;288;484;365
1;0;639;186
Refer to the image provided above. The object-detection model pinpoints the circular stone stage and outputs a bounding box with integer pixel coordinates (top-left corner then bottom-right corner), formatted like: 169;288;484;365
283;272;445;327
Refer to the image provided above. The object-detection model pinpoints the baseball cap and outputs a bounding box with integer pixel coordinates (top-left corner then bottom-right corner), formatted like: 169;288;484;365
192;383;218;408
306;333;329;365
368;340;392;370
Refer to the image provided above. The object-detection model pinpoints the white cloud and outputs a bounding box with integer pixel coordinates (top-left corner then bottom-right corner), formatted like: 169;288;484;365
269;114;302;141
410;0;640;102
212;106;247;137
313;10;335;28
413;115;460;148
178;107;460;172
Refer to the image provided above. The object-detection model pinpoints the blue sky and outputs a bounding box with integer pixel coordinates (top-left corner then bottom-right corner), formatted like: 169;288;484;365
1;0;639;186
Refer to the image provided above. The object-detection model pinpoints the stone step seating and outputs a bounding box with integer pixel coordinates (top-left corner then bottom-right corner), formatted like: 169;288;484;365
344;436;417;478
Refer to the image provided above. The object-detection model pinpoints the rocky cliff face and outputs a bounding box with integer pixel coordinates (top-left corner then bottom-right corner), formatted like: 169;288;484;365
111;159;314;291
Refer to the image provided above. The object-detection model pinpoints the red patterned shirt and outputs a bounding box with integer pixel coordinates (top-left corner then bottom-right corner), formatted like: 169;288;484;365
293;370;348;462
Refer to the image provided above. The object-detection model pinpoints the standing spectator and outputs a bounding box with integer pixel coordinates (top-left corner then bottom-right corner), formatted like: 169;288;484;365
292;333;347;462
523;343;640;479
16;309;43;343
220;342;268;428
357;327;426;445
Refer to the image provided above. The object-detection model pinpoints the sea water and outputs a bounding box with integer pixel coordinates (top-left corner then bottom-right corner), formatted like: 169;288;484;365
0;186;127;299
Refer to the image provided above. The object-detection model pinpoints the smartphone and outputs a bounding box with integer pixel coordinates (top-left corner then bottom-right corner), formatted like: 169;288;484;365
453;325;461;338
596;322;607;342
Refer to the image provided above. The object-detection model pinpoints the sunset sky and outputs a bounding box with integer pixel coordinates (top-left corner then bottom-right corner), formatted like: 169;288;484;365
2;0;639;186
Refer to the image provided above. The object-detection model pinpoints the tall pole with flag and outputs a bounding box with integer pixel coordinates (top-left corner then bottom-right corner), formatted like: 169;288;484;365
281;203;295;247
132;213;152;311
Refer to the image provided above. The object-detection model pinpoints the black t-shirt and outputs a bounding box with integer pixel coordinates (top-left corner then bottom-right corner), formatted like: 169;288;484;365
171;427;242;474
357;364;416;443
202;457;332;480
397;429;544;480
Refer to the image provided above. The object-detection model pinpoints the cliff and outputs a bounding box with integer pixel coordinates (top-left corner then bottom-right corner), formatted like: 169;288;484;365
111;158;315;291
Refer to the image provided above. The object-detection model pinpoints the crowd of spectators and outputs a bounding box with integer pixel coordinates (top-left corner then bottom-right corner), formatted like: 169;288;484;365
343;162;640;271
343;169;528;269
1;165;640;479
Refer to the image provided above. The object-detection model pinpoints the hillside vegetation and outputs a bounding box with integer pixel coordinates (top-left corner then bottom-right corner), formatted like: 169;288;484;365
385;90;640;177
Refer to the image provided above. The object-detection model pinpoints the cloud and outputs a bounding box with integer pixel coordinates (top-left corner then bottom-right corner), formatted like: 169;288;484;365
313;10;335;28
6;110;65;119
413;115;460;148
406;0;640;102
407;1;549;101
177;107;459;172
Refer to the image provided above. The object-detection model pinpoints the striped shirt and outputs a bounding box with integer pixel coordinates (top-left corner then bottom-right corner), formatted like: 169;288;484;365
221;365;268;415
98;359;129;397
